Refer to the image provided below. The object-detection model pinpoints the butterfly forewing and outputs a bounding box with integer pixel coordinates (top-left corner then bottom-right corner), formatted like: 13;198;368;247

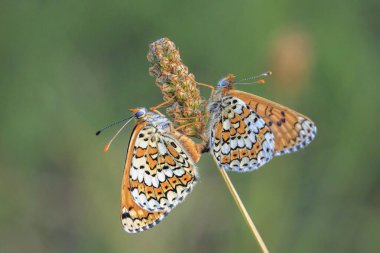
229;89;317;156
209;96;275;172
121;123;166;233
121;120;198;233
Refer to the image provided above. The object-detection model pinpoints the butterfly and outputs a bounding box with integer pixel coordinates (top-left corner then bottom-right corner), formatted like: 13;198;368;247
207;72;317;172
97;108;201;233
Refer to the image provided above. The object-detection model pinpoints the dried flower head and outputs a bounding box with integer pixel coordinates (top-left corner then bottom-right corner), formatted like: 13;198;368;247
147;37;208;140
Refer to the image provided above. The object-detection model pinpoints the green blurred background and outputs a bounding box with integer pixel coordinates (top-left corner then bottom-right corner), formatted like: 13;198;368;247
1;1;379;252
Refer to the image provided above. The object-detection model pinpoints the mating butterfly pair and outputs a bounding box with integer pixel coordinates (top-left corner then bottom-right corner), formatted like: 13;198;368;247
101;74;317;233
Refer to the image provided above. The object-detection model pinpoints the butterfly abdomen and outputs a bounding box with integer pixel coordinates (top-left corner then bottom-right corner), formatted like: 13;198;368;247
172;131;202;163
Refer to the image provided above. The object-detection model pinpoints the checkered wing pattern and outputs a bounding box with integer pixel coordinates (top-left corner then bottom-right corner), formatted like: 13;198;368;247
209;96;275;172
229;90;317;156
121;123;197;233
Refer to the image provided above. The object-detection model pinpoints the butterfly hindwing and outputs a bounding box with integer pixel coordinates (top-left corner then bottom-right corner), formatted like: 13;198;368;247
209;96;275;172
121;122;197;233
129;125;197;212
229;90;317;156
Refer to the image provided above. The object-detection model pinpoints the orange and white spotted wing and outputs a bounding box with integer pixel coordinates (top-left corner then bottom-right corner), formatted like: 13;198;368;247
229;89;317;156
209;96;275;172
121;122;198;233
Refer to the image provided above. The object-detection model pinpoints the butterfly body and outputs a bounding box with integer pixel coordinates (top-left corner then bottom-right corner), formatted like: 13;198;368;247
208;74;317;172
121;108;200;233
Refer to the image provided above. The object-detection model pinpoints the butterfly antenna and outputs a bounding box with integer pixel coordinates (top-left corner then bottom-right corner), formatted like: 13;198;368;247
235;71;272;85
96;116;134;153
95;116;133;136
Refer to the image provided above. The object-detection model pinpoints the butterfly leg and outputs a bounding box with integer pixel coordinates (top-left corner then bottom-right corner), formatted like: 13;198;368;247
175;122;202;131
197;82;215;96
173;115;209;125
150;96;175;111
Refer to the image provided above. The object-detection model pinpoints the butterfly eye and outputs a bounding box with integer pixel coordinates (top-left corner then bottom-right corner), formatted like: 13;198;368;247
135;110;146;118
217;78;230;87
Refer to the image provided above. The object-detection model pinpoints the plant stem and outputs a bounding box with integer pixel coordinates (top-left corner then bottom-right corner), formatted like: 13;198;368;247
216;164;270;253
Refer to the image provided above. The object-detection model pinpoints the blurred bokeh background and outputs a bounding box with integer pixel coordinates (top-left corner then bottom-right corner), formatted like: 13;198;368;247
1;1;379;252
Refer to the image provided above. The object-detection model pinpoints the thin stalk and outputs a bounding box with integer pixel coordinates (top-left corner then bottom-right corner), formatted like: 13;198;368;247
216;164;269;253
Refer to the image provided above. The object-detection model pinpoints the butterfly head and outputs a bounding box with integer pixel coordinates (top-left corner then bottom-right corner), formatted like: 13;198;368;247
208;74;235;111
217;74;235;89
130;107;170;130
129;108;147;119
